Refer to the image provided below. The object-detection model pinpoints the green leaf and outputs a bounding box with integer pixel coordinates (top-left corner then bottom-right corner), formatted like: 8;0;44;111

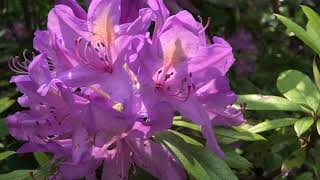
155;130;238;180
281;149;306;173
295;172;313;180
294;117;314;137
316;120;320;135
173;119;265;141
275;14;320;54
33;152;50;167
249;118;300;133
173;120;200;131
0;151;15;161
313;59;320;91
215;127;266;141
277;70;320;112
235;94;303;111
0;119;9;138
301;6;320;49
224;150;253;171
0;170;36;180
0;97;15;114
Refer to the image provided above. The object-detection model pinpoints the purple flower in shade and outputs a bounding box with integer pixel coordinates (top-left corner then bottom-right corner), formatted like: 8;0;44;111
164;0;199;15
227;28;258;76
4;28;14;40
228;28;257;54
235;57;256;76
12;22;27;40
127;10;244;157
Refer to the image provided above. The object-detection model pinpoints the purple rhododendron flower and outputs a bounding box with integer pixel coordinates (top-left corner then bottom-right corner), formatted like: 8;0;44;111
5;0;243;179
228;28;258;76
127;10;244;156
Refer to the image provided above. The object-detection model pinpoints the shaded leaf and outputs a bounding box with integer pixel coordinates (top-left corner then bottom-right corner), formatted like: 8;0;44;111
235;94;303;111
295;172;313;180
0;119;9;138
281;149;306;174
224;150;253;171
294;117;314;137
277;70;320;112
155;130;238;180
0;170;36;180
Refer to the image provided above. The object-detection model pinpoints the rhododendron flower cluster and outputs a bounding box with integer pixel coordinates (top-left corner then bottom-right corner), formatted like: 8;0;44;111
5;0;244;179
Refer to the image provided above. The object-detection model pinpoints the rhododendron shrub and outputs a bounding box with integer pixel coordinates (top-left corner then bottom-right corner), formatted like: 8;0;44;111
5;0;243;179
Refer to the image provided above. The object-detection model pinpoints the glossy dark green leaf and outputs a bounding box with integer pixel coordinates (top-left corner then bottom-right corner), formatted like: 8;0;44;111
281;149;306;173
0;119;9;138
277;70;320;112
224;150;253;171
295;172;313;180
155;130;238;180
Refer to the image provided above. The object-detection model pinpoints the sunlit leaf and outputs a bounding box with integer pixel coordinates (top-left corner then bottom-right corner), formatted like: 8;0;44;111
249;118;300;133
235;94;303;111
215;127;266;141
313;59;320;91
173;119;265;141
317;120;320;135
301;6;320;49
294;117;314;137
33;152;50;167
276;14;320;54
0;151;15;161
0;97;15;114
277;70;320;112
155;130;238;180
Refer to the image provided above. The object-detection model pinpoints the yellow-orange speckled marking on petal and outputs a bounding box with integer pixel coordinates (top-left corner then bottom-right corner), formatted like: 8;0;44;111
164;39;187;67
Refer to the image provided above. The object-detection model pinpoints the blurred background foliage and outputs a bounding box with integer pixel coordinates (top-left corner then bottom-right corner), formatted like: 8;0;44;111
1;0;320;179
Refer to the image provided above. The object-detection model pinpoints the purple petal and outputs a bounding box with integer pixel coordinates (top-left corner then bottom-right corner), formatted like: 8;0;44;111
128;138;186;180
102;141;131;180
55;0;87;20
87;0;120;40
120;0;147;24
